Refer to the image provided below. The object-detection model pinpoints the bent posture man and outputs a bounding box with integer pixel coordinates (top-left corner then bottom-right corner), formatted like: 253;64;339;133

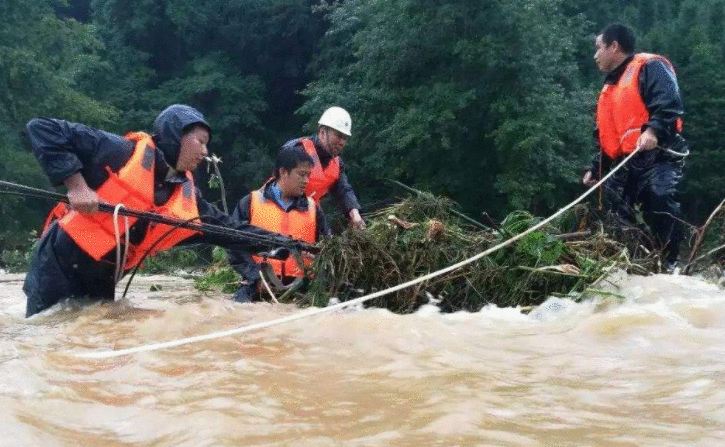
282;106;366;230
228;146;329;302
583;23;688;271
24;104;295;317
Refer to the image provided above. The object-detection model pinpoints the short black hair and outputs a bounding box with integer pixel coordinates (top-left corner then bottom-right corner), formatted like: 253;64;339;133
599;23;635;54
274;146;314;179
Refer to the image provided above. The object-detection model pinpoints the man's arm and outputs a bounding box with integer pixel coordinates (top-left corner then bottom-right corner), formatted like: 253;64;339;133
25;118;132;188
315;204;332;239
330;159;361;215
224;195;259;278
640;59;685;144
330;159;365;229
25;118;134;212
583;130;613;186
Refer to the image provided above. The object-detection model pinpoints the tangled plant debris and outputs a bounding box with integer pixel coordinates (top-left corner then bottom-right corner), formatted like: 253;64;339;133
304;193;630;312
195;189;695;313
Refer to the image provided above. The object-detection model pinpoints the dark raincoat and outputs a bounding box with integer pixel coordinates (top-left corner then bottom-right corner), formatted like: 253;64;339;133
23;105;289;317
282;136;361;215
589;56;688;264
226;180;330;302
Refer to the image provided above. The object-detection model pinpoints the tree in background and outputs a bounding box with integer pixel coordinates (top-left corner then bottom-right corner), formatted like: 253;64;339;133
300;0;593;219
573;0;725;223
650;0;725;223
86;0;325;202
4;0;725;254
0;0;116;248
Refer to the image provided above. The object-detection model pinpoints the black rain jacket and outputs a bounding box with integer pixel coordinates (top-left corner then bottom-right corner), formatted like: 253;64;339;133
282;136;361;215
586;57;687;263
227;180;330;286
23;106;290;317
589;55;686;175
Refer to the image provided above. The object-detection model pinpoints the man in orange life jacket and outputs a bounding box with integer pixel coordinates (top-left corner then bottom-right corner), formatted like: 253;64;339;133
227;146;330;302
582;23;688;272
281;106;366;230
22;104;298;317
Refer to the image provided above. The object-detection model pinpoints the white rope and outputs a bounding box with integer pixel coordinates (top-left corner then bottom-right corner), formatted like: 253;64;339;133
663;147;689;157
74;148;641;359
259;270;280;304
113;204;130;285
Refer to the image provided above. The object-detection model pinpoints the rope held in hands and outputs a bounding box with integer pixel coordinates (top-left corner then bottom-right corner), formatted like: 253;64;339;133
0;179;308;251
74;148;643;359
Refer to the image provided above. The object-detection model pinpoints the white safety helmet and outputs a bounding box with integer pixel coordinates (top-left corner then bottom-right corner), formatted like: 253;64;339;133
318;106;352;137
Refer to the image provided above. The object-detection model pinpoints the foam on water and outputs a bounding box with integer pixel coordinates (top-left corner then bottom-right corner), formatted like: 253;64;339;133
3;271;725;445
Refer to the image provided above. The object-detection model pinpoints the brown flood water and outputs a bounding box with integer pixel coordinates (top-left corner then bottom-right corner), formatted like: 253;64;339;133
1;271;725;446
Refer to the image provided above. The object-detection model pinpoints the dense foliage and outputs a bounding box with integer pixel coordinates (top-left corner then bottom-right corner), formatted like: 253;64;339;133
2;0;725;260
0;0;116;248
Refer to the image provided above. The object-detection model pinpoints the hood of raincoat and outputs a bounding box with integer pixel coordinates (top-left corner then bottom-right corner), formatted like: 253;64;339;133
152;104;212;170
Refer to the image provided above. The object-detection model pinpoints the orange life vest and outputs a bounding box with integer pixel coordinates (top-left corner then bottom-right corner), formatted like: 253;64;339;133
300;138;340;205
596;53;682;160
43;132;200;270
249;190;316;278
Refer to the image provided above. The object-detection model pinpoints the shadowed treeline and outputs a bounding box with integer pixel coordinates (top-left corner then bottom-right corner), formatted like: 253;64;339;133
2;0;724;258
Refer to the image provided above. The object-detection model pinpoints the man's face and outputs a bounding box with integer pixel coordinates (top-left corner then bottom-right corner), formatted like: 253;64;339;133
176;126;210;171
320;127;349;156
594;34;619;73
279;162;313;198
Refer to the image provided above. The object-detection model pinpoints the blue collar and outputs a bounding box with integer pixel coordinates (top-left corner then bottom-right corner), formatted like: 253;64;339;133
269;183;294;211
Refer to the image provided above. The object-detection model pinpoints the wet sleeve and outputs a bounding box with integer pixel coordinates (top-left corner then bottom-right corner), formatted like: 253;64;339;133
588;128;614;177
330;158;362;215
316;205;331;239
640;60;684;142
589;151;602;177
225;195;255;274
229;194;252;225
25;117;128;187
229;251;261;285
588;151;614;179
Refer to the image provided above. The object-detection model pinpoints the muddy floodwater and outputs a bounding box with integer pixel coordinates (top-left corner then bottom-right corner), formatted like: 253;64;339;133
1;271;724;446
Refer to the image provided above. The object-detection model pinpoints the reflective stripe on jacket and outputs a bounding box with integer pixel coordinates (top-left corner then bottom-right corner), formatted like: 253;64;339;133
249;190;316;278
43;132;200;269
596;53;681;159
300;138;340;205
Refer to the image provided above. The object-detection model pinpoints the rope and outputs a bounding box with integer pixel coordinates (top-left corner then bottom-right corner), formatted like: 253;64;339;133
74;148;641;359
259;270;280;304
0;179;307;250
112;204;130;285
119;216;204;300
662;147;689;157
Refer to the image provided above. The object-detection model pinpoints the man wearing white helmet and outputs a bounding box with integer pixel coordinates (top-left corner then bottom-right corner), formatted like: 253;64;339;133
280;106;365;230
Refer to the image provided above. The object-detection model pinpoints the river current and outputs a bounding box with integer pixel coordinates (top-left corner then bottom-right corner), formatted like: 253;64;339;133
1;271;724;446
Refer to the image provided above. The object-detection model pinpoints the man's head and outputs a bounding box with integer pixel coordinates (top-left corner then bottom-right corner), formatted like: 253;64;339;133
153;104;212;171
595;23;635;73
316;106;351;156
275;146;314;199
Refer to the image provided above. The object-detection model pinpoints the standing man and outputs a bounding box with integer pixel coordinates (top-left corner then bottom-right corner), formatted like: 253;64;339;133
23;104;297;317
282;106;366;230
228;146;330;302
583;23;688;272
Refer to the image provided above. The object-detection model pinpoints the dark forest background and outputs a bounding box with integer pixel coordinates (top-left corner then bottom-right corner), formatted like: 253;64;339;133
2;0;724;252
